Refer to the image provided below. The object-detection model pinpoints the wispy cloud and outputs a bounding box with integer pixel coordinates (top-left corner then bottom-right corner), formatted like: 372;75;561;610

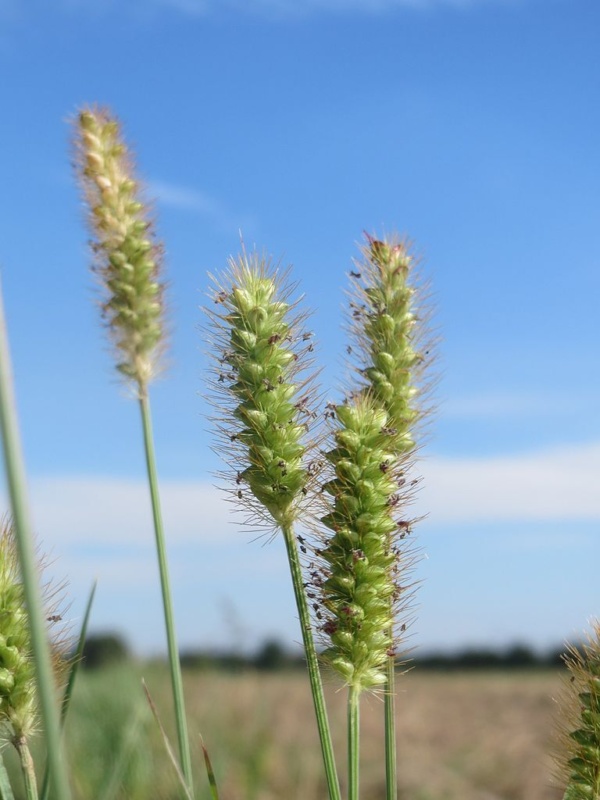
25;477;232;548
1;437;595;559
422;440;600;524
153;0;517;16
148;179;257;235
6;0;522;23
444;391;594;419
1;439;594;651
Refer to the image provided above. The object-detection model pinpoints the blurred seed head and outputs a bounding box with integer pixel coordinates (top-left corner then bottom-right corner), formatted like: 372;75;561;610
554;621;600;799
0;517;68;746
74;107;167;394
205;250;319;530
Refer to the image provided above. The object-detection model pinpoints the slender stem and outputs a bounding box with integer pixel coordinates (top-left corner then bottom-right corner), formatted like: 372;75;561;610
281;523;341;800
138;392;193;796
347;685;360;800
384;654;397;800
15;738;38;800
0;282;71;800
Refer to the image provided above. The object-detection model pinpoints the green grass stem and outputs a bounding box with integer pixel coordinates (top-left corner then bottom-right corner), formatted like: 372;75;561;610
281;523;341;800
15;739;37;800
347;685;360;800
0;282;71;800
139;393;193;797
384;656;397;800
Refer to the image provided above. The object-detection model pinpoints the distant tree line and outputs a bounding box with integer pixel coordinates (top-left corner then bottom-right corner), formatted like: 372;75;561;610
81;633;570;671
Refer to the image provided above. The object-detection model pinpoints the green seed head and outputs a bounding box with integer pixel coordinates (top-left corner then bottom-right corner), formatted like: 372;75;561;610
349;233;430;456
317;233;429;692
554;622;600;799
74;107;166;393
206;251;317;528
0;519;66;745
317;394;413;692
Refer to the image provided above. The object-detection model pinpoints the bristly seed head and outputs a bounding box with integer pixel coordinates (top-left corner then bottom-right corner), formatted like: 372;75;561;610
317;395;408;692
206;251;318;529
353;232;430;456
0;518;67;747
74;107;167;394
554;621;600;799
317;232;429;693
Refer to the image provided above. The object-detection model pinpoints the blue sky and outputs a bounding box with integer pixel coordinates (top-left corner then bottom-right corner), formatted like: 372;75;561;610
0;0;599;656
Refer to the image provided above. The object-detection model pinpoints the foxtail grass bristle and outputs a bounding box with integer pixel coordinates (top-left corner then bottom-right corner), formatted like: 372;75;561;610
555;622;600;800
74;107;166;393
207;251;317;528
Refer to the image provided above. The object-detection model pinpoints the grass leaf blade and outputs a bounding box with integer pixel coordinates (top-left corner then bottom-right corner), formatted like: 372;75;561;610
61;580;97;724
200;736;220;800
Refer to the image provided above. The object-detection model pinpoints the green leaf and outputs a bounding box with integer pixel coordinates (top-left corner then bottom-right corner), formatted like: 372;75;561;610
200;736;220;800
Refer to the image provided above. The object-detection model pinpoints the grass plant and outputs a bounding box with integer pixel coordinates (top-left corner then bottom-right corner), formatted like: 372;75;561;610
313;235;428;800
73;107;193;796
0;285;71;800
205;252;341;800
0;99;591;800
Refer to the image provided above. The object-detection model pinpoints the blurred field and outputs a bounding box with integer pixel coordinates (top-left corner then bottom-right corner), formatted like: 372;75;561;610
12;666;567;800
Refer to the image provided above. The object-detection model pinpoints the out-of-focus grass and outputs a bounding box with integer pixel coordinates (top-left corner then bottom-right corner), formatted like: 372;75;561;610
5;665;565;800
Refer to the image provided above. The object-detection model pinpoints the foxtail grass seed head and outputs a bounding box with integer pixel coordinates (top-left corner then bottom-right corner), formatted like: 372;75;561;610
0;518;65;746
554;622;600;799
317;395;411;692
74;107;166;393
349;233;429;456
316;233;428;692
206;252;317;529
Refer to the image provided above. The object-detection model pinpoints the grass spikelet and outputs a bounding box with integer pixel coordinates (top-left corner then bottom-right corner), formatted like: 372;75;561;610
555;621;600;800
73;107;193;793
74;107;166;393
207;250;317;529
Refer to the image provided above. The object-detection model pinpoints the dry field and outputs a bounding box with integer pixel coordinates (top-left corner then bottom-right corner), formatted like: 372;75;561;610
54;666;567;800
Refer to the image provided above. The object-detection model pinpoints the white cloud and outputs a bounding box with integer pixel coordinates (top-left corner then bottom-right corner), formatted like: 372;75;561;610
12;0;523;23
444;391;594;419
148;0;516;15
421;440;600;524
0;437;594;559
0;440;594;652
22;476;232;548
148;179;257;235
